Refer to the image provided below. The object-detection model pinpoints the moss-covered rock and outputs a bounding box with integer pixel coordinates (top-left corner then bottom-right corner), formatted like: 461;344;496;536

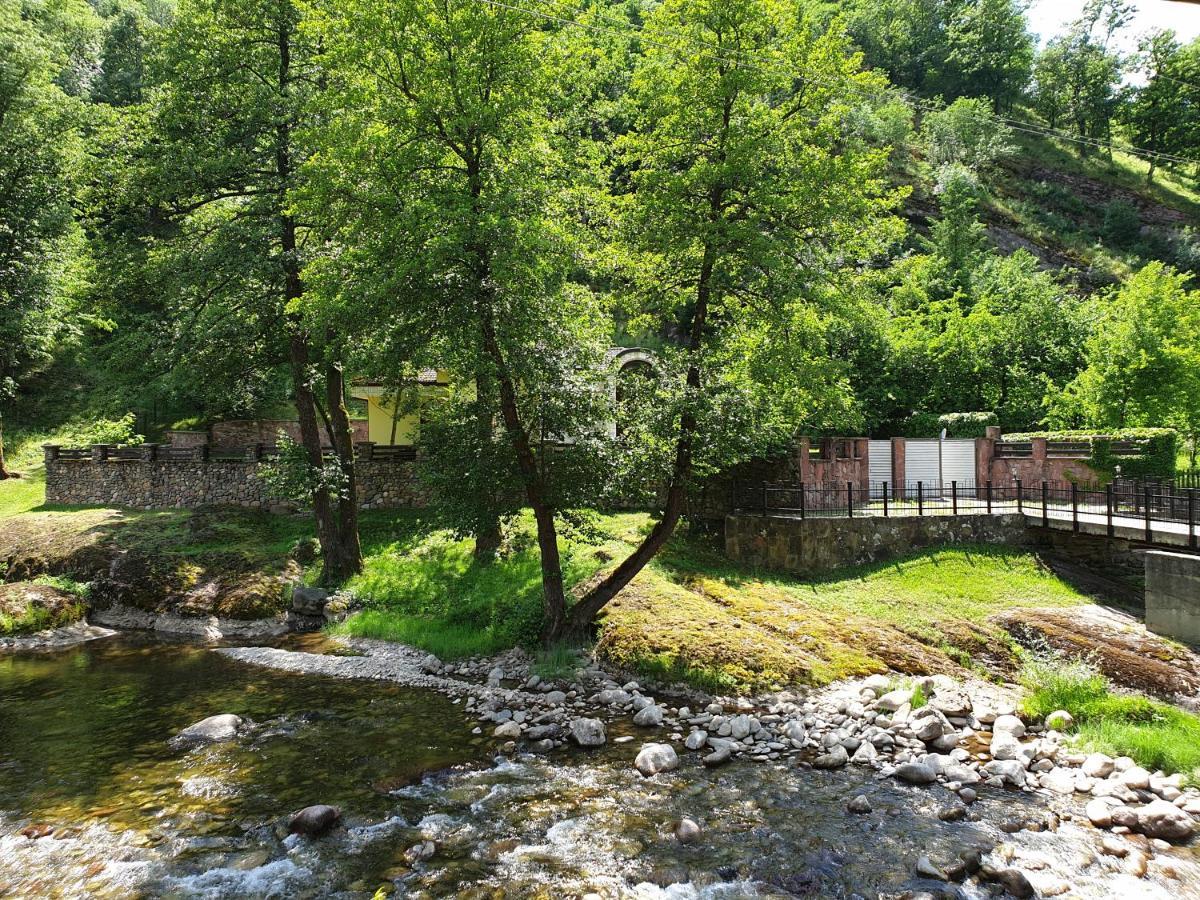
0;582;87;635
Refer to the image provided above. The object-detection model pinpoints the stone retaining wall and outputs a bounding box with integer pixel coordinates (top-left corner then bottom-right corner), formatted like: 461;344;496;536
724;513;1032;574
45;457;427;510
1145;551;1200;644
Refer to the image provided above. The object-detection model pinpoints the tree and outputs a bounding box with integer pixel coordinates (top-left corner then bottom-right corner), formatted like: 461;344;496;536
1052;263;1200;440
141;0;361;581
921;97;1014;171
0;1;85;477
566;0;903;637
943;0;1033;111
1124;30;1200;184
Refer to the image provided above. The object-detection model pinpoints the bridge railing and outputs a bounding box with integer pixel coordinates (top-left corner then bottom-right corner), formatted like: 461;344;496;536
731;478;1198;549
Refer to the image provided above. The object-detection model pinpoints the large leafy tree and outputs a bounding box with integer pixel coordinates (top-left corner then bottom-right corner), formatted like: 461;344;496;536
0;0;85;477
567;0;904;635
1123;30;1200;185
138;0;361;581
1052;264;1200;449
943;0;1033;111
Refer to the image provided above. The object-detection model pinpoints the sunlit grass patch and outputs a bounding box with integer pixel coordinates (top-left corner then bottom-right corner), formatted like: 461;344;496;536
1020;651;1200;780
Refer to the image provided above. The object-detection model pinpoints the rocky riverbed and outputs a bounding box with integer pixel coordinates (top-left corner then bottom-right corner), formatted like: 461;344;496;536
2;633;1199;898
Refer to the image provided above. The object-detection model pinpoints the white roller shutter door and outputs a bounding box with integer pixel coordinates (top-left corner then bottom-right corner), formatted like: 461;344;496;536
905;440;942;495
868;440;892;492
942;440;976;490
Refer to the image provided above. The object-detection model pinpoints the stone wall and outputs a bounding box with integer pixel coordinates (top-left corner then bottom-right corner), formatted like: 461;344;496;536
724;513;1032;574
1145;551;1200;645
209;419;369;446
45;457;427;511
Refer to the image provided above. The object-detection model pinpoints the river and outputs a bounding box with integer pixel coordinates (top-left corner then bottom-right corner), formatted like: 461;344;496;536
1;634;1197;898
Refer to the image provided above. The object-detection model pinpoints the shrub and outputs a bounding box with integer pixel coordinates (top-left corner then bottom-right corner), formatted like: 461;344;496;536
1100;199;1141;249
898;411;996;438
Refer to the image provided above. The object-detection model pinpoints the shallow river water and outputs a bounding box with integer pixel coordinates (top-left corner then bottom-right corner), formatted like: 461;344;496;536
1;634;1198;898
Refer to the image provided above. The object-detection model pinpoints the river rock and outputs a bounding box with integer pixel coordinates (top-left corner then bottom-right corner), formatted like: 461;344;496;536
291;586;329;616
988;732;1024;762
543;690;567;706
729;714;753;740
984;759;1027;787
992;714;1025;738
1081;752;1115;778
570;718;607;747
915;855;946;880
404;840;435;863
813;745;849;769
875;689;912;712
675;817;702;844
1121;766;1151;791
703;746;733;767
930;689;972;718
169;713;243;750
1044;710;1074;731
1086;798;1114;828
487;666;505;686
989;868;1035;898
847;794;872;814
288;804;341;837
1136;799;1197;842
596;688;632;706
782;720;807;746
851;741;878;764
419;654;441;674
494;721;522;739
910;709;948;743
635;743;679;776
895;762;937;785
633;705;664;727
685;730;708;751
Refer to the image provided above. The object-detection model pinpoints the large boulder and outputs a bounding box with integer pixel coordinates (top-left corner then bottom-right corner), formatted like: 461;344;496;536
169;713;243;750
929;689;972;718
634;743;679;776
633;705;664;727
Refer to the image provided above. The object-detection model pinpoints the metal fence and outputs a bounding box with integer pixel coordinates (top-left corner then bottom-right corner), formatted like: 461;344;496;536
731;478;1198;549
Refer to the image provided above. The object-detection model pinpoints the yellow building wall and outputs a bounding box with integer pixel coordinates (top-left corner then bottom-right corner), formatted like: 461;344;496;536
362;380;453;444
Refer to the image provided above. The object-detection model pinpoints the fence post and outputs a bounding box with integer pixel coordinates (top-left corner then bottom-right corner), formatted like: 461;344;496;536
1106;484;1114;538
799;482;806;520
986;480;993;515
917;481;924;516
1016;479;1023;514
951;480;958;516
1042;481;1048;528
1071;483;1079;532
1190;489;1196;550
1144;487;1153;543
252;442;264;462
198;443;210;462
847;481;854;519
762;483;769;518
882;481;889;518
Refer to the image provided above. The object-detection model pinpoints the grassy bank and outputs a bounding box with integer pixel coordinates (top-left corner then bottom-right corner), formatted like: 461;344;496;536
332;511;1091;692
1021;653;1200;781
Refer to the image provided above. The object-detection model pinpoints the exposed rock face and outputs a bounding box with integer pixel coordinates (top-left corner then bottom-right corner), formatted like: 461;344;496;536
287;804;342;837
169;714;243;750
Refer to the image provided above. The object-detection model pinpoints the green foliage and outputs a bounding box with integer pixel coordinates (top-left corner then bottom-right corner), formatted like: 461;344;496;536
51;413;144;448
1005;427;1178;478
939;411;998;438
258;433;347;505
1100;199;1141;248
532;643;584;682
921;98;1014;171
330;517;610;656
1020;651;1200;779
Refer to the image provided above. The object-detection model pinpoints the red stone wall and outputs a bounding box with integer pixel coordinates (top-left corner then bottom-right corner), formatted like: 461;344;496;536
209;419;368;447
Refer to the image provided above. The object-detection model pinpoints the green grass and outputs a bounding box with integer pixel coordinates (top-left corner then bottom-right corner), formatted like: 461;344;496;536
329;513;646;659
1021;652;1200;781
532;642;585;681
0;468;46;518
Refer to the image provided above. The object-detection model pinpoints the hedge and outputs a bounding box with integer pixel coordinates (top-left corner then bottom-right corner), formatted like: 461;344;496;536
899;411;997;439
1003;428;1178;479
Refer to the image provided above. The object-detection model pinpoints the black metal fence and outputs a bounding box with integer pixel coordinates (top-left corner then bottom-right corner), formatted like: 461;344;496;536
731;478;1198;549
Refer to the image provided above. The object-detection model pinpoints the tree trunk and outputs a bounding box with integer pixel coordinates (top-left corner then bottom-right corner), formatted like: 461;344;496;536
325;358;363;580
275;15;360;585
0;413;10;480
472;374;502;563
478;303;568;639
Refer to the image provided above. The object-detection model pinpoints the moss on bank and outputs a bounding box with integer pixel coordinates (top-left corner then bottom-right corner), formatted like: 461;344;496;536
0;579;87;635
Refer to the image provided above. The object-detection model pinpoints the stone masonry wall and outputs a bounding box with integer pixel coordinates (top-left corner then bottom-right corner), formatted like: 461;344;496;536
725;513;1032;574
45;457;426;511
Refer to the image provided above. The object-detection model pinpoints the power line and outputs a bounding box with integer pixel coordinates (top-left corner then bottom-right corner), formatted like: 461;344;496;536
470;0;1198;168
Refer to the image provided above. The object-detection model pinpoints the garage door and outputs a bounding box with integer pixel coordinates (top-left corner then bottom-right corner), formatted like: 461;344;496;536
905;440;942;494
942;440;976;490
868;440;892;492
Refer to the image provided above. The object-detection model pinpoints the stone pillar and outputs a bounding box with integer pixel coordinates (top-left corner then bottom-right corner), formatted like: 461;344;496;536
141;443;159;461
1032;437;1048;483
976;436;995;489
90;444;110;462
985;425;1001;441
43;444;60;463
891;437;906;499
796;437;812;484
854;438;869;489
355;441;375;462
